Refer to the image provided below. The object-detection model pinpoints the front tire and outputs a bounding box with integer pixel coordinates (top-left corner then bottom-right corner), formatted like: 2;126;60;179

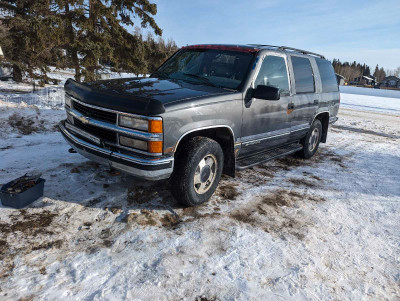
170;137;224;206
297;119;322;159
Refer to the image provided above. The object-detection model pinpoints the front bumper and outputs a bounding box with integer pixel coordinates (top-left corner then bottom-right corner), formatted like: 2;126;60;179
59;121;173;180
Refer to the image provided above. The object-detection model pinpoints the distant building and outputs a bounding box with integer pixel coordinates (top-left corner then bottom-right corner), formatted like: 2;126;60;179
380;76;400;88
336;73;345;85
351;75;375;86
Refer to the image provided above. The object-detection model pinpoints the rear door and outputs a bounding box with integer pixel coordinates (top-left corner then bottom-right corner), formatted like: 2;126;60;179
241;53;292;156
288;55;318;140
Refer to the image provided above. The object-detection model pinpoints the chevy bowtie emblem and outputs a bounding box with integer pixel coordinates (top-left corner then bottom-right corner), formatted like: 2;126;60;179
79;116;90;124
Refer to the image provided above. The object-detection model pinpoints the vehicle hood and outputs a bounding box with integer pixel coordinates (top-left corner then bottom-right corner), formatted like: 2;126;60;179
64;77;234;115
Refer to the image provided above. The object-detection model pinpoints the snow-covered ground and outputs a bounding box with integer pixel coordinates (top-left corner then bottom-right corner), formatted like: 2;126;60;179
340;85;400;99
0;83;399;300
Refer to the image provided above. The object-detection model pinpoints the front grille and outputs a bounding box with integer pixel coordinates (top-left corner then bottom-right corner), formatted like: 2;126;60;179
73;118;117;143
73;100;117;124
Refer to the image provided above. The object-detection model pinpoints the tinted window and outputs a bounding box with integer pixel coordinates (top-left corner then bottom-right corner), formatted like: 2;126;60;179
254;56;289;94
153;49;254;90
316;58;339;92
291;56;315;93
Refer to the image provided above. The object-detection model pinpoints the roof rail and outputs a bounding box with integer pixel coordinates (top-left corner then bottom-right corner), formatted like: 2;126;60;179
278;46;325;59
248;44;325;59
248;44;280;49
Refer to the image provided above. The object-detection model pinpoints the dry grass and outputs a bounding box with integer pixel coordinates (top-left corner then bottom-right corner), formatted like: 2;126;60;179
229;189;326;240
8;113;44;135
216;183;240;200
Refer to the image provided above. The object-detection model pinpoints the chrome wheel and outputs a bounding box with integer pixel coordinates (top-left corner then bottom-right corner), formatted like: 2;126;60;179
193;154;217;194
308;128;320;152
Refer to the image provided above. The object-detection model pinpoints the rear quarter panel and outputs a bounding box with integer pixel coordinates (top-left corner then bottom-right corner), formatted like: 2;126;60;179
309;57;340;122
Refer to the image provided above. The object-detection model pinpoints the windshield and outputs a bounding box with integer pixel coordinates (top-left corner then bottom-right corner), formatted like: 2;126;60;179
152;48;255;90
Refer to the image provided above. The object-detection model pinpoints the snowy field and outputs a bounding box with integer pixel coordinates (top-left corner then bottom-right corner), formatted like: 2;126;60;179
0;79;399;300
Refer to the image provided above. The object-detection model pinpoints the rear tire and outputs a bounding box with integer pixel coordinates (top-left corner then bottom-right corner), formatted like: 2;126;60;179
297;119;322;159
170;137;224;206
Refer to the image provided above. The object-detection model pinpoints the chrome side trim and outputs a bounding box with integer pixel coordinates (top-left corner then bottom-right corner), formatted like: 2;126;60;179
241;128;290;145
291;124;310;132
66;107;162;141
174;125;235;152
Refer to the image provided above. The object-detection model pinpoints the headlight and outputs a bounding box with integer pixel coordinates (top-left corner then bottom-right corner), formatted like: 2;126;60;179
119;115;148;131
119;115;163;133
65;94;72;107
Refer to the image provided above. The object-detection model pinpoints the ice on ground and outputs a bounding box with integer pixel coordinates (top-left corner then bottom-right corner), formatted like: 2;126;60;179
0;88;399;300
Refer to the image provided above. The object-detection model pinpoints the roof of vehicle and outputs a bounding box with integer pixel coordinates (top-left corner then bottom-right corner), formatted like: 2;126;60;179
181;44;325;59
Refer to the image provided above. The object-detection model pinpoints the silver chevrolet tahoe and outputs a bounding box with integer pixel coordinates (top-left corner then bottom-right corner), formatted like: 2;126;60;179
59;44;340;206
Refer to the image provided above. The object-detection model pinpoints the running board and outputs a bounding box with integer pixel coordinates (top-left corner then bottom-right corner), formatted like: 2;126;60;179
236;143;303;170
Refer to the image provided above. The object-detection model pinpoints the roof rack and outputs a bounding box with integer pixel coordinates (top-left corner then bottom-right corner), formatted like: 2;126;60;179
248;44;325;59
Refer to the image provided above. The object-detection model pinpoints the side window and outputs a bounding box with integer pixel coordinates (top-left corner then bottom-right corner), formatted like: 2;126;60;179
315;58;339;92
291;56;315;93
254;56;290;95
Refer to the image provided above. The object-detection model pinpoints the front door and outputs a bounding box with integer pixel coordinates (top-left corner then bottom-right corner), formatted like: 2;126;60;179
241;54;292;157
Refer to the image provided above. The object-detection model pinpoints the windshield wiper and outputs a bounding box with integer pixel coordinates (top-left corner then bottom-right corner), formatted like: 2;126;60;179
182;73;219;88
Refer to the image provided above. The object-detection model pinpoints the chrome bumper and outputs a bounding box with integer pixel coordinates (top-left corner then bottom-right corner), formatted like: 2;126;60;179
59;121;174;180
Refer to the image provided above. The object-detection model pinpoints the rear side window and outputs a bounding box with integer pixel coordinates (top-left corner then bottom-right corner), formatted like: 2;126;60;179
315;58;339;92
291;56;315;93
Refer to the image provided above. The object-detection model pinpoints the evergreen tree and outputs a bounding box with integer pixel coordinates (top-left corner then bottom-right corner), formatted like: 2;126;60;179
1;0;166;83
144;32;178;73
56;0;163;82
0;0;61;83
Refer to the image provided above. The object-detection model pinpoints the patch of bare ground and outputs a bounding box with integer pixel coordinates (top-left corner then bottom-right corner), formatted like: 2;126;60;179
66;161;101;174
8;112;45;135
0;210;57;237
0;210;63;279
160;213;181;229
31;240;63;251
216;183;240;200
229;189;325;240
195;296;217;301
127;181;173;206
275;149;348;169
236;169;272;186
180;207;221;223
124;209;158;226
289;178;317;188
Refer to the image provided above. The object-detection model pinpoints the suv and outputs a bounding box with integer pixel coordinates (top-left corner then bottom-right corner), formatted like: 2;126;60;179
59;44;339;206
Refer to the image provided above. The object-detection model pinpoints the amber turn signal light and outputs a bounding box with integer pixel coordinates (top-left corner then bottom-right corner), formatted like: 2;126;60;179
148;141;163;153
148;120;163;133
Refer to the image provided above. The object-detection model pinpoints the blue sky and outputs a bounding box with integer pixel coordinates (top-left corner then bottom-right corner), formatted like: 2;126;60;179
149;0;400;70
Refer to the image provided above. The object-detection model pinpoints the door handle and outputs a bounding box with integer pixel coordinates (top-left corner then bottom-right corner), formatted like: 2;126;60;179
314;99;319;105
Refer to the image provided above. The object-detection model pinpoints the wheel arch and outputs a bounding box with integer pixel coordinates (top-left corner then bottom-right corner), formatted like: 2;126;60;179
174;126;236;177
312;111;330;143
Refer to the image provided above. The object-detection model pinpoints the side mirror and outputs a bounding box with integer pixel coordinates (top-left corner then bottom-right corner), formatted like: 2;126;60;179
252;85;280;100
